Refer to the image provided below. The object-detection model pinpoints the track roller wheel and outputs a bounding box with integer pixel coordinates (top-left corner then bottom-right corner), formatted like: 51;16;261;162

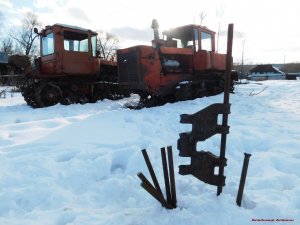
60;97;72;105
37;83;62;107
79;96;88;104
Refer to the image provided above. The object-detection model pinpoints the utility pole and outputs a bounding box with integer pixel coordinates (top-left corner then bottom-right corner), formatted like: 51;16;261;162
240;38;246;82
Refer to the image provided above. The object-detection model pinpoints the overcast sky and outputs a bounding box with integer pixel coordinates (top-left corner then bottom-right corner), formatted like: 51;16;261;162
0;0;299;64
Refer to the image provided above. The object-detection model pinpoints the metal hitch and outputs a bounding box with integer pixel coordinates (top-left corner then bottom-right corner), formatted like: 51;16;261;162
177;103;230;187
178;103;230;157
179;150;227;186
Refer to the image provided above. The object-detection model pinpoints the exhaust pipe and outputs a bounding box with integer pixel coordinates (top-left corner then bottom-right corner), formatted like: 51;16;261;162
151;19;159;42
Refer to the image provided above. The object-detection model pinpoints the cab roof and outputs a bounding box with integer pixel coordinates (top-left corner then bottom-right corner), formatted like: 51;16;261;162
43;23;98;36
163;24;215;37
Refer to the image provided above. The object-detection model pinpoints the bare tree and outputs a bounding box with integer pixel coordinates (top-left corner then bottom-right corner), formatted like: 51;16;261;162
199;11;207;26
0;37;14;55
0;11;4;36
216;6;224;53
97;31;119;61
240;37;246;79
10;12;42;56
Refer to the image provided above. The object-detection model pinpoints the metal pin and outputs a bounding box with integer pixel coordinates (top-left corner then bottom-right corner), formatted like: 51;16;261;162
236;153;252;207
167;146;177;207
161;147;172;203
137;172;173;209
140;181;174;209
141;149;163;197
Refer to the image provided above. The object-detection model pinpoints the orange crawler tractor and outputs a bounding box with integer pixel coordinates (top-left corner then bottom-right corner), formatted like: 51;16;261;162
21;24;119;107
117;19;237;105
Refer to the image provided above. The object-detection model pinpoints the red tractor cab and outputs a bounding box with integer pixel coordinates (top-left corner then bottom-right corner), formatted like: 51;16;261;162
35;24;101;77
22;24;117;107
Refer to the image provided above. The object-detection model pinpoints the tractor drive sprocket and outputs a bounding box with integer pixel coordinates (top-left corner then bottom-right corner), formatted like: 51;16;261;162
35;83;62;107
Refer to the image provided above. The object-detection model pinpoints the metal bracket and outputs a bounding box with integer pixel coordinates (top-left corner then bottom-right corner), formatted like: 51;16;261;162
177;103;230;187
178;103;230;157
179;151;227;186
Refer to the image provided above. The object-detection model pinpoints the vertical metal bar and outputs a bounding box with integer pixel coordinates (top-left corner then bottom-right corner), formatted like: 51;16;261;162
161;147;172;203
236;153;252;207
167;146;177;207
141;149;163;197
217;23;234;196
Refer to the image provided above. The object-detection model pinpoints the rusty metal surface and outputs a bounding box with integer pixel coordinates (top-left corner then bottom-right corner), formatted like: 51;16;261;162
138;148;177;209
161;147;172;203
118;20;233;100
236;153;252;206
38;24;102;77
217;23;234;196
176;23;234;194
178;103;230;157
167;146;177;207
178;103;230;187
179;103;230;144
141;149;163;197
179;151;227;186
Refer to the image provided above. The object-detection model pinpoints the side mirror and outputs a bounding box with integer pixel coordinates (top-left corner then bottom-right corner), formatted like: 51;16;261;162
96;50;100;57
34;27;39;34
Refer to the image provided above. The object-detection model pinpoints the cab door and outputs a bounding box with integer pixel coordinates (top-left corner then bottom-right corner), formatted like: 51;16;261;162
61;29;93;75
193;29;213;71
40;31;58;75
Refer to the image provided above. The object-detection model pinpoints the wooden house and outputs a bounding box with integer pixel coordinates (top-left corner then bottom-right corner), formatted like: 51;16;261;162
248;64;285;81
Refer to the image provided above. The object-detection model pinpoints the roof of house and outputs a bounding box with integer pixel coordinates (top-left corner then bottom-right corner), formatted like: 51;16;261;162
280;63;300;73
233;64;256;73
250;64;283;74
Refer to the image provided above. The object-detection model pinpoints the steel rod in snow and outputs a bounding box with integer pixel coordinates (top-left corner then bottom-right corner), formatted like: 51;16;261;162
141;149;163;197
161;147;172;204
137;172;157;192
236;153;252;207
217;23;234;196
140;181;174;209
167;146;177;207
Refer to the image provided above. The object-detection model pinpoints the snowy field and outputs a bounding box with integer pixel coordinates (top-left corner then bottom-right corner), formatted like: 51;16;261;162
0;80;299;225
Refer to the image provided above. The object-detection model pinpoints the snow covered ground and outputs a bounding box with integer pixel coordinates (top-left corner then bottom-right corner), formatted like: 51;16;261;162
0;80;299;225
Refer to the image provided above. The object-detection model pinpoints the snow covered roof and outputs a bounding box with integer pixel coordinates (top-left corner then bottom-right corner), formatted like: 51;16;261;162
250;64;284;74
280;63;300;73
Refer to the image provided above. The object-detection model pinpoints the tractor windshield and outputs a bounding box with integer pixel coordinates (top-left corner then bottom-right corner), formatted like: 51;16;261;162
164;27;194;49
64;31;89;52
42;32;54;56
201;32;212;51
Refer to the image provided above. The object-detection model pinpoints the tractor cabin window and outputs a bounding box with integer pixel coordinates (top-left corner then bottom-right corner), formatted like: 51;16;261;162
164;29;194;49
91;35;97;57
64;31;89;52
42;32;54;56
201;32;212;51
194;29;199;51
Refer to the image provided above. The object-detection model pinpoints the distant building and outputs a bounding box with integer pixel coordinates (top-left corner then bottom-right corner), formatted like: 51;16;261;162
280;63;300;80
248;64;285;81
